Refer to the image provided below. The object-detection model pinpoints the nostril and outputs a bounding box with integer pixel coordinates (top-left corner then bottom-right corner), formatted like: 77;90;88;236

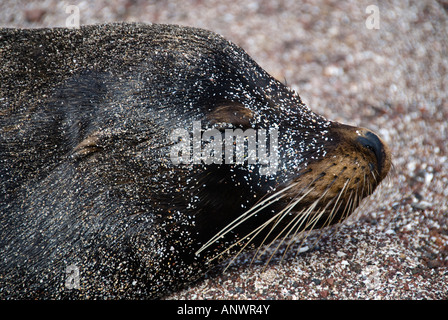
357;131;385;174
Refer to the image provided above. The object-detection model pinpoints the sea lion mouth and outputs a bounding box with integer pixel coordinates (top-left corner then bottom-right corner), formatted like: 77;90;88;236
196;122;391;266
280;123;391;228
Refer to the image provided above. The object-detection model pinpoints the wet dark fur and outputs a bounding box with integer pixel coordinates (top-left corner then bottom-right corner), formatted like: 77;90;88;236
0;23;391;299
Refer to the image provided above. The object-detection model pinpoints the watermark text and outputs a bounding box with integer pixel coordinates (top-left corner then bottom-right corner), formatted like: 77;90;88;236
170;121;278;176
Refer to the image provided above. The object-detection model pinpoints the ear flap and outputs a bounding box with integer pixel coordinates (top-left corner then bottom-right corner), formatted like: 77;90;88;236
206;101;254;128
71;131;104;160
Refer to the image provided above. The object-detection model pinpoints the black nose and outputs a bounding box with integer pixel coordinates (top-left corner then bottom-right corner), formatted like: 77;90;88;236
357;131;385;174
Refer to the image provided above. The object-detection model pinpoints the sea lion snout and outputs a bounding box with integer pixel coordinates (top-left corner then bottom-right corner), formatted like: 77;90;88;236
356;129;391;180
330;123;391;182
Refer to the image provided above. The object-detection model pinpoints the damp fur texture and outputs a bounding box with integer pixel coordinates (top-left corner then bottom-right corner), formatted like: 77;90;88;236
0;23;391;299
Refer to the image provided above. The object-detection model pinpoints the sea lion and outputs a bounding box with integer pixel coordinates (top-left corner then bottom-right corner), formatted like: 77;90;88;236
0;23;391;299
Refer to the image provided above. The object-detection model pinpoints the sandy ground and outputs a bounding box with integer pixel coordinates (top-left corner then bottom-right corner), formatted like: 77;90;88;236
1;0;447;300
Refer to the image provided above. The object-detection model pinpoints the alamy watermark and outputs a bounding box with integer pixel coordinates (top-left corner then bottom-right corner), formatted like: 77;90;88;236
170;121;279;176
65;5;80;29
365;5;380;30
65;264;80;289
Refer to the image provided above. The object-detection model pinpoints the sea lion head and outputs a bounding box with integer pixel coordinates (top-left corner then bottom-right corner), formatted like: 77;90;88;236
182;75;392;262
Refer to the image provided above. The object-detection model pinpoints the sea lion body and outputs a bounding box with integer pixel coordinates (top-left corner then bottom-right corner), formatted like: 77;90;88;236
0;23;391;299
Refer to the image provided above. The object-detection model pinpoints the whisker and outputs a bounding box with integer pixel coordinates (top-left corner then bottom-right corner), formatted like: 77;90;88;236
263;196;321;267
280;199;325;263
253;170;333;263
290;206;328;261
195;182;297;256
301;166;348;230
283;168;376;264
206;205;285;266
277;177;341;264
322;178;351;228
321;187;354;241
204;170;329;265
222;187;317;270
370;169;378;184
219;210;284;270
250;189;314;264
200;159;381;272
285;167;354;259
363;171;367;195
268;168;346;264
308;178;352;246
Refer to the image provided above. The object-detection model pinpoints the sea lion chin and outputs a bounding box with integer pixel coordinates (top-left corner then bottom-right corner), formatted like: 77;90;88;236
0;22;391;299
